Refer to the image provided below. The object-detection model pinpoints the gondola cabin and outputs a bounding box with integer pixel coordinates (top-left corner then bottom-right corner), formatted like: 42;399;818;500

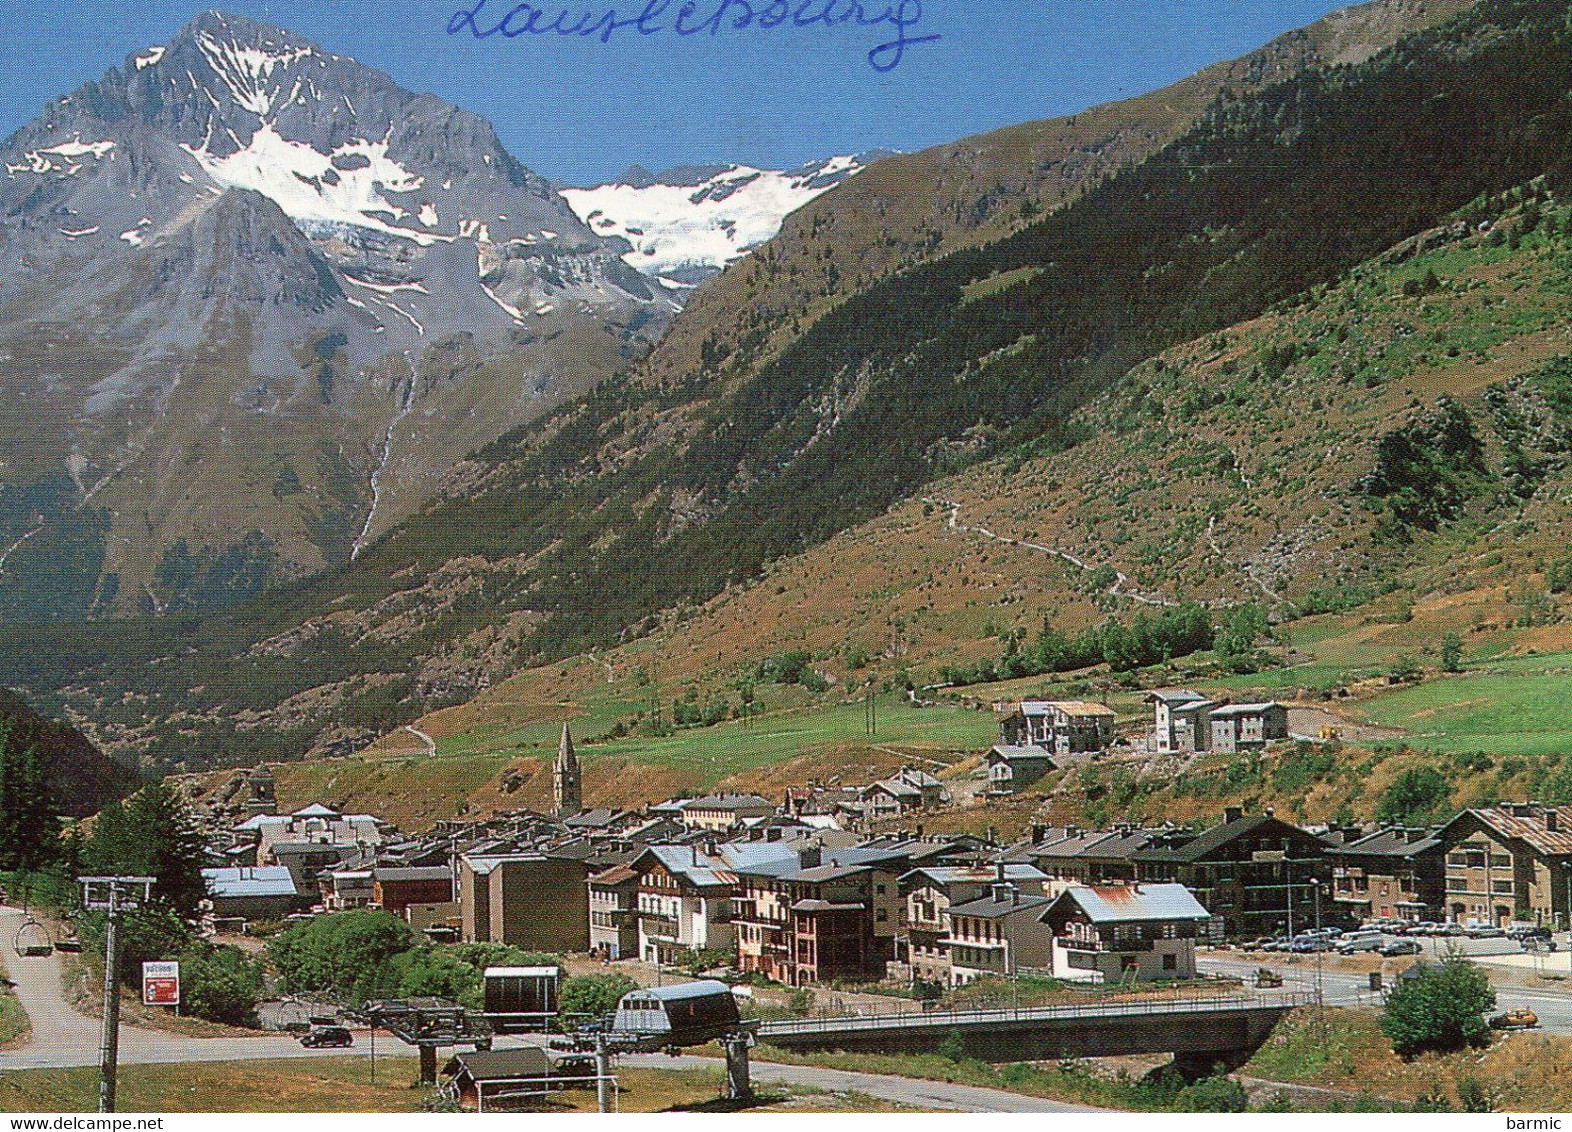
482;965;560;1032
612;980;741;1047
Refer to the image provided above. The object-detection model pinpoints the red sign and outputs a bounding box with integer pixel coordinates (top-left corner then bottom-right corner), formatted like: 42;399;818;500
142;961;180;1006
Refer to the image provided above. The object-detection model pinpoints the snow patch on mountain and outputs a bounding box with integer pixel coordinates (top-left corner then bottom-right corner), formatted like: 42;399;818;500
182;123;442;245
562;154;880;287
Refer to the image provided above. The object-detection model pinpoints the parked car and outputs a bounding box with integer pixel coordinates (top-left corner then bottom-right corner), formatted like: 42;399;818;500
1336;931;1384;954
1467;924;1506;939
1288;937;1332;953
299;1026;354;1048
1489;1009;1539;1031
549;1053;598;1089
1508;925;1552;942
1380;939;1422;956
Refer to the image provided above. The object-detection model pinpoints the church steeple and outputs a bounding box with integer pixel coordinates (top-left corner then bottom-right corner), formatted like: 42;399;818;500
554;722;582;817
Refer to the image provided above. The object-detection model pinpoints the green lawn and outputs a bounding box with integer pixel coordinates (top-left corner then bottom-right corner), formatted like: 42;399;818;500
1353;659;1572;755
578;694;994;780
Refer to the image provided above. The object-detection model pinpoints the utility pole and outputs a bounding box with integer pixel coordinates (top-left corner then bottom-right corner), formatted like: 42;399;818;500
79;876;155;1115
594;1033;612;1113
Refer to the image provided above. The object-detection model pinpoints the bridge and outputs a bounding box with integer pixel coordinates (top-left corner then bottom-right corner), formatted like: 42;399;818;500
755;991;1310;1077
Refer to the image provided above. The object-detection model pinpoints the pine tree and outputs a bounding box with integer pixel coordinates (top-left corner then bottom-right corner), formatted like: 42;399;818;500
81;783;206;919
0;722;62;871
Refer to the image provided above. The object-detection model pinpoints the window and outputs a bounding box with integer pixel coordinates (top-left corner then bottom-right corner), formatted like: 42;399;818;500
1162;953;1177;971
876;909;888;922
1490;854;1512;870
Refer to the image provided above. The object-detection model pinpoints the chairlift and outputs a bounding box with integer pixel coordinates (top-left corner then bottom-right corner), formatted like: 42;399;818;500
14;916;52;958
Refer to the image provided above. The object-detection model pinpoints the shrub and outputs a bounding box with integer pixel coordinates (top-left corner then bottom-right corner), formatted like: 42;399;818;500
1173;1075;1249;1113
559;973;636;1022
1375;765;1451;825
267;910;415;1003
1379;959;1495;1056
179;944;263;1025
786;987;816;1016
936;1028;967;1062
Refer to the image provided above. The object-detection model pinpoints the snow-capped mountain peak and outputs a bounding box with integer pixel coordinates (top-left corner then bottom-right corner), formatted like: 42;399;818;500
562;152;889;288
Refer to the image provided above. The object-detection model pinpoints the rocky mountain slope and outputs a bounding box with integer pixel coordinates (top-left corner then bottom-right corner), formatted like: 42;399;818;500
632;0;1474;393
561;154;881;289
0;11;669;619
7;0;1545;775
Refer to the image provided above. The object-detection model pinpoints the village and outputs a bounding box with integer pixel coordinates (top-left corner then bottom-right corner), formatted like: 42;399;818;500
192;695;1572;1004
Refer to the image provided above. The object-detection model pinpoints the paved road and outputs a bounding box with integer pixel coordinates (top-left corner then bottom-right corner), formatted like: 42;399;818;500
625;1053;1102;1112
1199;946;1572;1034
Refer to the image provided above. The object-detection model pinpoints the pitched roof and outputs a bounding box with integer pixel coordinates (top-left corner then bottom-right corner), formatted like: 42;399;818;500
1453;806;1572;856
443;1047;550;1082
1146;689;1207;705
1208;701;1285;718
1019;700;1114;717
373;866;452;883
1132;813;1311;863
683;793;773;812
1045;883;1209;924
988;745;1056;762
948;889;1052;917
1329;827;1444;858
202;866;298;899
868;779;922;798
291;803;341;818
791;899;866;913
900;864;1047;886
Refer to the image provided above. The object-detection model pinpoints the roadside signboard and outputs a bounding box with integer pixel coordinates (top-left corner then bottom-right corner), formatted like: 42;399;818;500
142;961;180;1007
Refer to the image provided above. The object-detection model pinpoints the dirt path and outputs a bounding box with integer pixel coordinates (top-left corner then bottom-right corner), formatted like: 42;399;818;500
402;724;438;757
1286;706;1406;743
924;497;1178;607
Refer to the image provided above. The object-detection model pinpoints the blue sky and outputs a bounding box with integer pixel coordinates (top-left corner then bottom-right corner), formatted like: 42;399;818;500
1;1;1355;185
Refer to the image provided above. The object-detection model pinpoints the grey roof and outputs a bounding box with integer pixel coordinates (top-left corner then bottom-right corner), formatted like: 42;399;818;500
443;1047;550;1081
270;842;354;857
639;845;733;888
1132;814;1314;864
202;866;298;899
1330;827;1444;858
1208;702;1285;718
1146;689;1207;705
989;746;1056;762
683;793;773;812
1045;883;1209;924
788;863;870;883
373;866;452;883
901;864;1047;886
624;979;731;1003
869;780;922;798
947;889;1051;917
791;899;866;913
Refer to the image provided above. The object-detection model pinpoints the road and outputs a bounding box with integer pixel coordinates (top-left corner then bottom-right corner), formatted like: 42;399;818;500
0;906;1096;1112
1199;938;1572;1034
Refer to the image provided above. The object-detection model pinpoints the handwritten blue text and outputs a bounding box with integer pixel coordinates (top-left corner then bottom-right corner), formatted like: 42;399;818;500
447;0;940;72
